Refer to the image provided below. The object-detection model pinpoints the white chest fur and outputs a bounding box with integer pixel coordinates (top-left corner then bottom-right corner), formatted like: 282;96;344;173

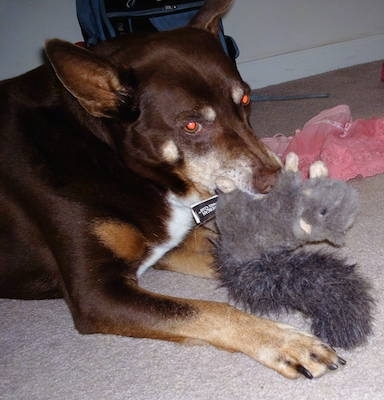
136;192;198;277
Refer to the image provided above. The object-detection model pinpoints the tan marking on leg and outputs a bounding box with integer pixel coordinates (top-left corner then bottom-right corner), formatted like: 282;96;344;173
171;300;340;379
93;220;146;261
74;279;340;379
156;225;217;278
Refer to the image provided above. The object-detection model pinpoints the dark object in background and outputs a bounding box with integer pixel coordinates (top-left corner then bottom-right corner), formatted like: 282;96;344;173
76;0;239;60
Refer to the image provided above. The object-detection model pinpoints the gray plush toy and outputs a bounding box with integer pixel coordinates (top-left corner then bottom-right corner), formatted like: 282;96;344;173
214;153;373;349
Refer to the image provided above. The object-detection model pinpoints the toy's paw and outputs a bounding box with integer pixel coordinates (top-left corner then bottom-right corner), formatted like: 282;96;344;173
309;160;329;178
258;322;345;379
284;152;299;172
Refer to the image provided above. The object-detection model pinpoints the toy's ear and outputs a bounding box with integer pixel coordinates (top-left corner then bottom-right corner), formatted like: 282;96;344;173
309;160;329;178
284;152;299;172
298;218;312;235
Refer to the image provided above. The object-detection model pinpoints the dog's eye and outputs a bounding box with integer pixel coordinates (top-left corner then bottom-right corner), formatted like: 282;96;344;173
241;94;251;106
184;121;201;134
319;208;328;216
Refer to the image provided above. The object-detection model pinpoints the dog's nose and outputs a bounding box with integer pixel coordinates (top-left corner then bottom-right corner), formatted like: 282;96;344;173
261;184;273;193
254;171;279;193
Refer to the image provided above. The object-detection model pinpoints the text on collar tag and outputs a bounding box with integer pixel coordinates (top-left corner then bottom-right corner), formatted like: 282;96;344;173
191;195;218;225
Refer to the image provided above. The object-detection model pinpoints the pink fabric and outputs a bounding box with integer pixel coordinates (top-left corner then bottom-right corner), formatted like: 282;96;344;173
261;105;384;181
261;135;292;159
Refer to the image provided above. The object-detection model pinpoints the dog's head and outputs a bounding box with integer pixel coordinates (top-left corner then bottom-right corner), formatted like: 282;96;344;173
45;0;280;202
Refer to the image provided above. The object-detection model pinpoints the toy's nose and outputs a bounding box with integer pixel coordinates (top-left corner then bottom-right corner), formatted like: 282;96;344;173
330;232;346;247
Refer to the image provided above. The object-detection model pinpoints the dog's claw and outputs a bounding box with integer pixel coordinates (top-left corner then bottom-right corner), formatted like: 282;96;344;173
285;343;345;379
296;365;314;379
328;363;339;371
338;356;347;366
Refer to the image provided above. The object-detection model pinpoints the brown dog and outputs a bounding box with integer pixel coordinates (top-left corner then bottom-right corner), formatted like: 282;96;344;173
0;0;344;378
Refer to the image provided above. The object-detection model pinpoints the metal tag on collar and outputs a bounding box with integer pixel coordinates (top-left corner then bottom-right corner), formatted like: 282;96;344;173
191;195;218;225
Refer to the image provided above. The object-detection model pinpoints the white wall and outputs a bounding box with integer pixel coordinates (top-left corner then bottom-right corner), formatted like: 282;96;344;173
0;0;383;87
223;0;384;87
0;0;82;79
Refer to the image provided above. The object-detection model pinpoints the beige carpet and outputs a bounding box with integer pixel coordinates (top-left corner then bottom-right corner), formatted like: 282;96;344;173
1;61;384;400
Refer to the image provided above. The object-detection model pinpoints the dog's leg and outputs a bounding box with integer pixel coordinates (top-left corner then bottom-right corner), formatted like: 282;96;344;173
155;225;217;278
72;277;341;379
179;299;342;379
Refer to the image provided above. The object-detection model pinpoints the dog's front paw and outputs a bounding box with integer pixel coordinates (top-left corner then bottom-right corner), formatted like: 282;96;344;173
181;302;344;379
257;322;345;379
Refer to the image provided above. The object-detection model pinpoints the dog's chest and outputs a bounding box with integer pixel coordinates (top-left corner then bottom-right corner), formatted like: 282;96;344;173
136;192;198;276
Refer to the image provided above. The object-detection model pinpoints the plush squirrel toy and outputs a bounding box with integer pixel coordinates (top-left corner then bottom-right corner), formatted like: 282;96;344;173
214;153;373;349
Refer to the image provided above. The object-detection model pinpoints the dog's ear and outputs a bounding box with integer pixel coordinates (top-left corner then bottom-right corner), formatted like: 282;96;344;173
190;0;233;35
45;39;129;118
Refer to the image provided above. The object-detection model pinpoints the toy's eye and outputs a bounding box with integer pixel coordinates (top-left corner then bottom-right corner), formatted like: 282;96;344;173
241;94;251;106
320;208;328;216
184;121;201;134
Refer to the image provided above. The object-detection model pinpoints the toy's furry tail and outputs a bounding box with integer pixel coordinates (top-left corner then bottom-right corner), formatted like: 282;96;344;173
215;247;374;349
